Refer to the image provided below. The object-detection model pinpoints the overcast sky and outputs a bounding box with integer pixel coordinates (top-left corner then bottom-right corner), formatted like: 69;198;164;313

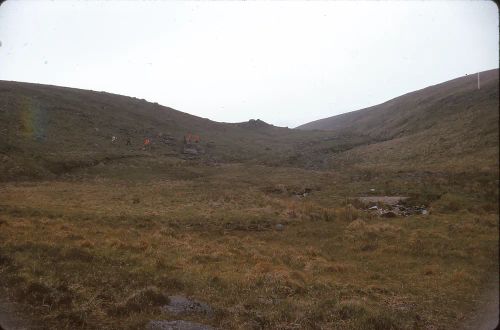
0;1;498;127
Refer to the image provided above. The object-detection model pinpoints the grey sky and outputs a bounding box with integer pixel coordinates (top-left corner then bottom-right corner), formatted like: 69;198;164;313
0;1;498;128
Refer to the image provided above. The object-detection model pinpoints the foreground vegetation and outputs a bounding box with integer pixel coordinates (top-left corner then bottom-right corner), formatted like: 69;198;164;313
0;158;497;329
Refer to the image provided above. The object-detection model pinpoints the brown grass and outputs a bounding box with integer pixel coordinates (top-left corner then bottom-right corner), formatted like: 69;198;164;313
0;162;498;329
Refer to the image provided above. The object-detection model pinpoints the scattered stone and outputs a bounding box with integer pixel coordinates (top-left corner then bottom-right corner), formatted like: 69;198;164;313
147;320;214;330
162;295;213;317
157;134;176;146
291;187;313;197
182;147;198;155
361;196;428;218
358;196;408;206
275;223;284;231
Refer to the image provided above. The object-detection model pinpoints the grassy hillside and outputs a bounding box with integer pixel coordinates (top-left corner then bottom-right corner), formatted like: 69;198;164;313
297;69;498;138
298;69;499;171
2;70;497;180
0;81;370;181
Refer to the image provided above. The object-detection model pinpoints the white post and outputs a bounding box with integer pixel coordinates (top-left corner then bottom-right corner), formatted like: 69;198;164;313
478;72;480;90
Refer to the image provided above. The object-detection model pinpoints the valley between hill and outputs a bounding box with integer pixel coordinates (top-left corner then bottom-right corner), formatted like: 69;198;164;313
0;70;498;329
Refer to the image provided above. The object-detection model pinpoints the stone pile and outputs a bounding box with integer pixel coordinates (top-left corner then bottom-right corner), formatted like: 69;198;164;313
367;204;428;217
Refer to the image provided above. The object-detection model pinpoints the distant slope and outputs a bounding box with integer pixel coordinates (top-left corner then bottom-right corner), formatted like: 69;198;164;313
298;69;499;171
1;69;497;181
0;81;370;180
297;69;498;138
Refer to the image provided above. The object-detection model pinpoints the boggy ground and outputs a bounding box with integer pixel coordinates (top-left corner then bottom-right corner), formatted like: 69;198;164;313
0;157;498;329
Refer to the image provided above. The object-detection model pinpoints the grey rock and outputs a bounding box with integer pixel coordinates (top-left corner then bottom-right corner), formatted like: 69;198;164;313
182;147;199;155
147;320;214;330
275;223;284;231
162;295;213;317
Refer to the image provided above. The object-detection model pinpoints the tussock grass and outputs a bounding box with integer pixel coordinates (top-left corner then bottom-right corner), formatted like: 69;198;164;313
0;163;497;329
110;287;168;315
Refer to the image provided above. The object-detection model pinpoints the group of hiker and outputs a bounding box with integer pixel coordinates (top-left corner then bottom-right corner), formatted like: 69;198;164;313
109;135;151;149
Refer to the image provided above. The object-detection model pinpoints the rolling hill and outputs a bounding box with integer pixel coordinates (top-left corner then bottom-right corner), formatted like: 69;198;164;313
0;69;498;181
297;69;498;138
0;81;370;180
298;69;499;171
